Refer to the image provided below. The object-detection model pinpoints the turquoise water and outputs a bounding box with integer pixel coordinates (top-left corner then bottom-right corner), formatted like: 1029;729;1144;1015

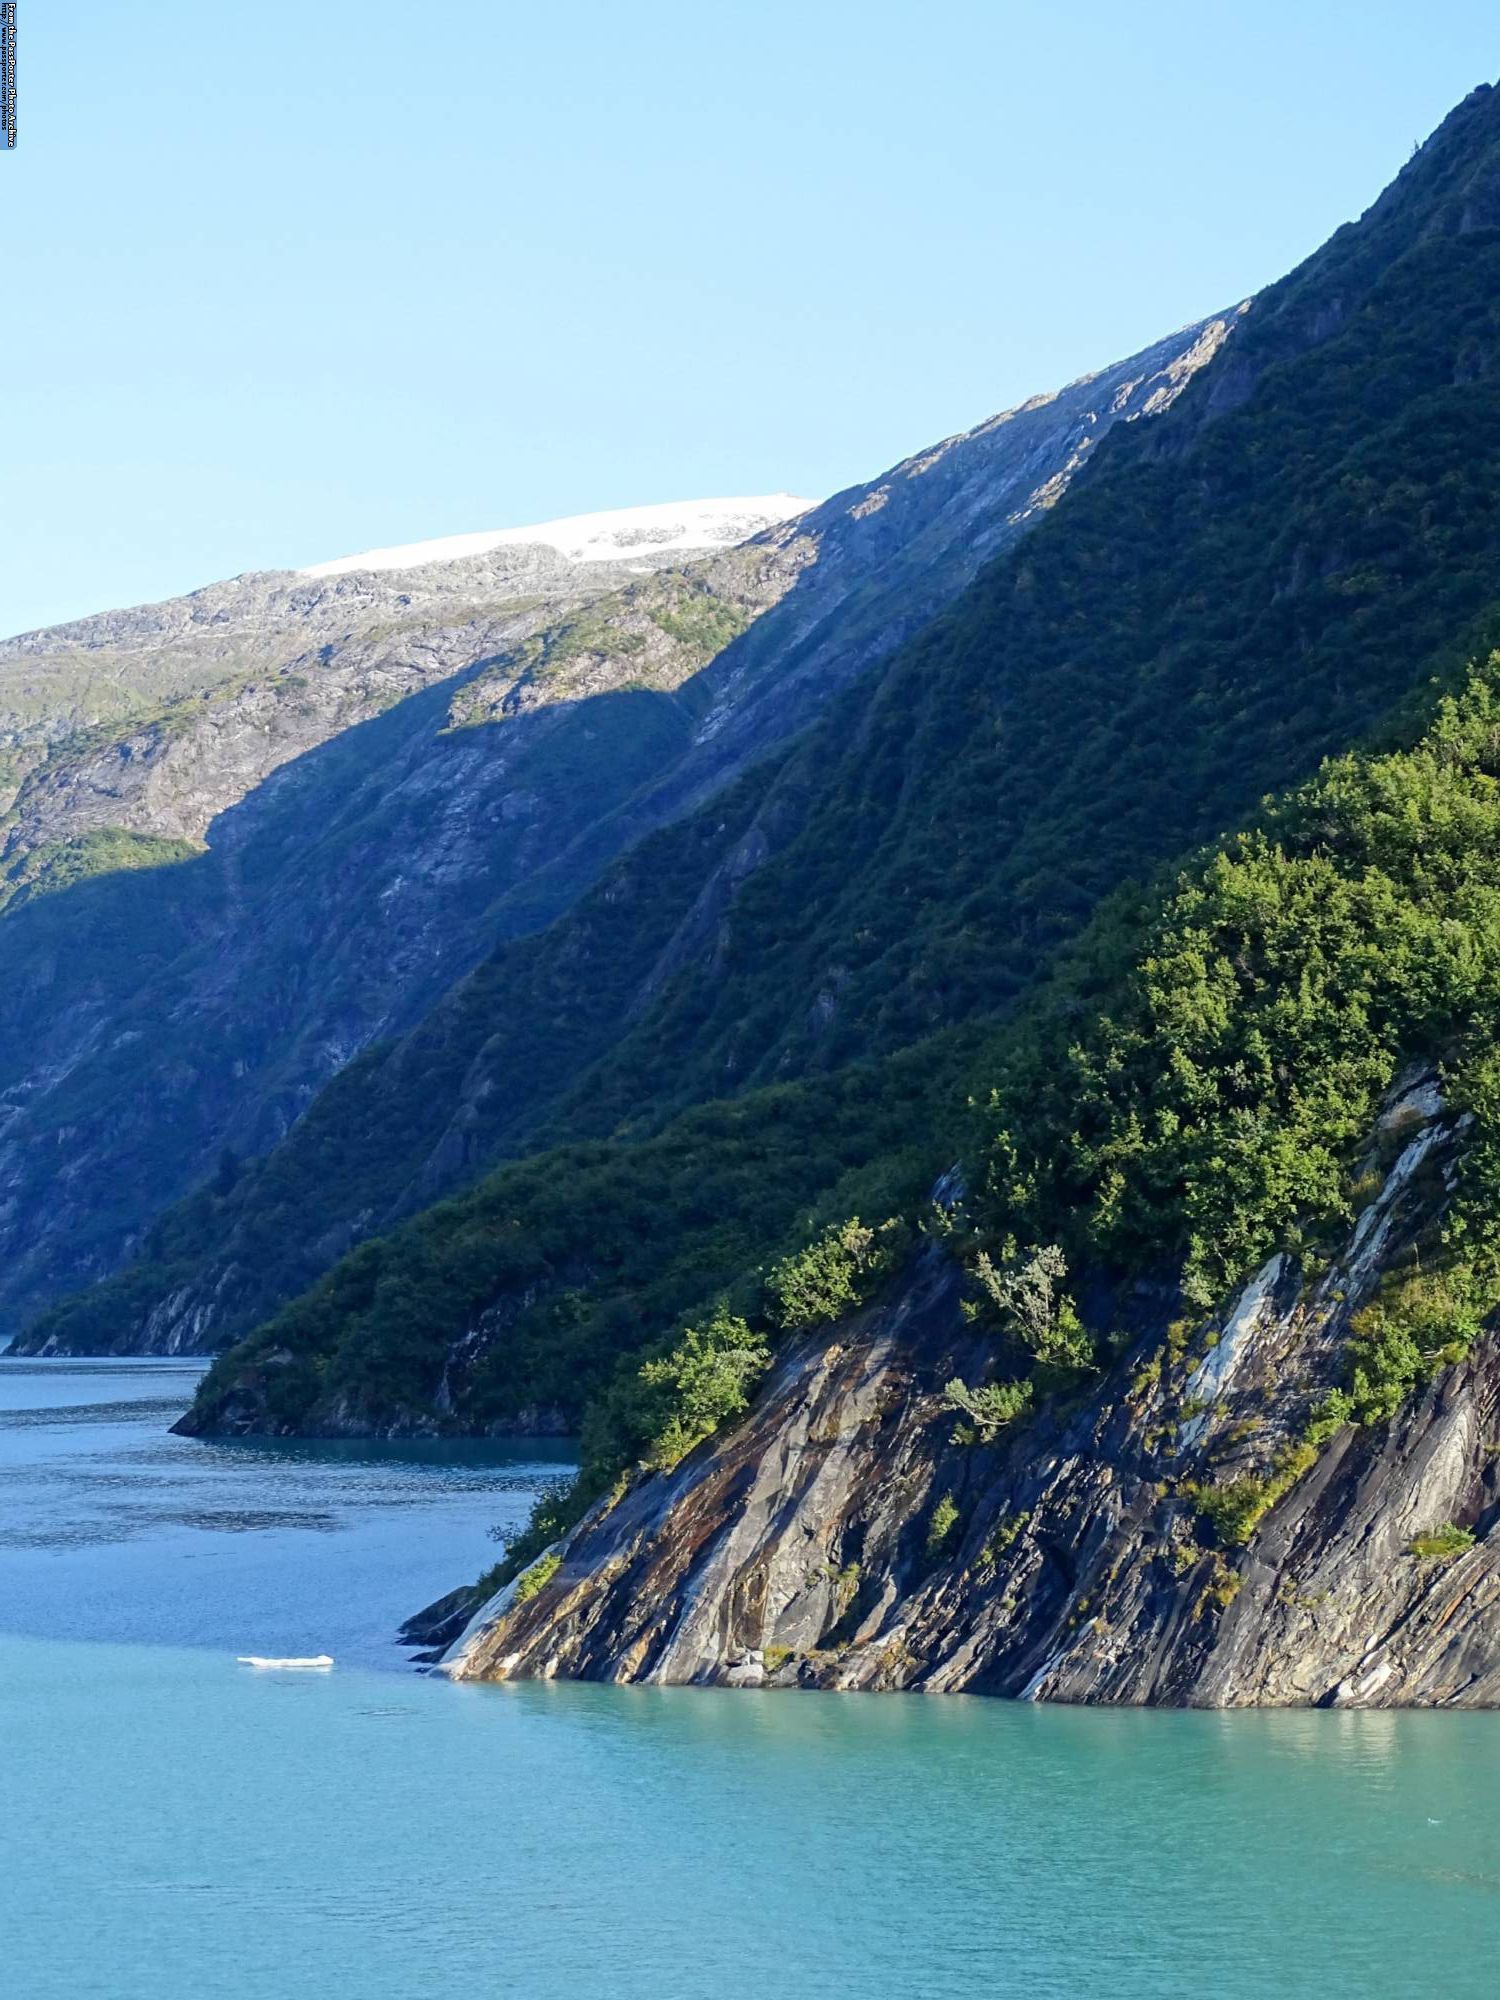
0;1357;573;1663
4;1361;1500;1997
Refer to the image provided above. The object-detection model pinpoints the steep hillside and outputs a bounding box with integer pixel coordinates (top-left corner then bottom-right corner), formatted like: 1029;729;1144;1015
430;664;1500;1706
145;83;1500;1701
0;499;807;872
0;503;809;1325
8;317;1231;1348
137;77;1500;1429
439;1089;1500;1708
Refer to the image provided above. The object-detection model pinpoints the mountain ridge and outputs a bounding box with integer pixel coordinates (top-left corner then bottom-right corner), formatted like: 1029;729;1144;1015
5;311;1234;1351
149;77;1500;1718
392;78;1500;1707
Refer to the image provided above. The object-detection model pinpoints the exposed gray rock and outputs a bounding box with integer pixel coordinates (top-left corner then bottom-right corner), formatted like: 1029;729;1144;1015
397;1583;484;1651
444;1074;1500;1707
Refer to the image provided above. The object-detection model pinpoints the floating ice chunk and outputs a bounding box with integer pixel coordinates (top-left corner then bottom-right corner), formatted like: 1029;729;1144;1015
236;1654;334;1670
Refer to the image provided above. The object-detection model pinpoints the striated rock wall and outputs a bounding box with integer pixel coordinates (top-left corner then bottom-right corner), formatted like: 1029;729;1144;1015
442;1074;1500;1706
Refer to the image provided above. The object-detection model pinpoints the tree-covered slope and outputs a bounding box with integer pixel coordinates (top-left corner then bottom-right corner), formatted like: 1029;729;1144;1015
179;645;1500;1456
177;1032;971;1438
11;319;1230;1350
560;84;1500;1119
442;663;1500;1702
162;81;1500;1450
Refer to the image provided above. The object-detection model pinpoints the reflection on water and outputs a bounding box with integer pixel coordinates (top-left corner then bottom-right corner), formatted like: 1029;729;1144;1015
4;1362;1500;1998
0;1356;203;1413
0;1356;573;1664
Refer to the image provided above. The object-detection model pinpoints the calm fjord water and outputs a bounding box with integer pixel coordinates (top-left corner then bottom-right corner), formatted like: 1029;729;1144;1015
4;1359;1498;1998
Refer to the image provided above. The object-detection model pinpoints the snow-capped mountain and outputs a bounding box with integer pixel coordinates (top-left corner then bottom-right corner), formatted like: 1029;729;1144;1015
300;496;814;578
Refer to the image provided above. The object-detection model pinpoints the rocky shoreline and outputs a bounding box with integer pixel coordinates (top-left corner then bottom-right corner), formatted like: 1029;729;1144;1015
417;1076;1500;1707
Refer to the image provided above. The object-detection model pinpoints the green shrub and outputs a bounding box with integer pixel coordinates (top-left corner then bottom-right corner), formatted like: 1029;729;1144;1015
1304;1389;1354;1447
1190;1433;1324;1547
1189;1477;1272;1549
1202;1554;1243;1610
477;1480;581;1597
925;1491;961;1560
1407;1521;1475;1560
766;1217;904;1330
943;1375;1035;1444
976;1511;1030;1573
514;1550;562;1602
1345;1269;1483;1426
966;1243;1094;1372
638;1305;771;1471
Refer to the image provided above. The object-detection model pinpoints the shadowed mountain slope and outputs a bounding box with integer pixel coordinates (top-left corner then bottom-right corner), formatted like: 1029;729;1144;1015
4;319;1230;1347
148;79;1500;1473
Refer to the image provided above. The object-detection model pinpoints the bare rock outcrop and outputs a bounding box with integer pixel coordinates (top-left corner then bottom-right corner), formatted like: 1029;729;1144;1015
446;1074;1500;1707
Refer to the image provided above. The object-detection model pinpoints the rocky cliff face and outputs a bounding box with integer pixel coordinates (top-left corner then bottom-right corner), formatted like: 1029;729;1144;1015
5;314;1234;1350
0;512;805;1334
0;505;811;875
436;1073;1500;1707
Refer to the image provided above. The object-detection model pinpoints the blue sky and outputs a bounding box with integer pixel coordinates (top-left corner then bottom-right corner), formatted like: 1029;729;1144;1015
6;3;1498;633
